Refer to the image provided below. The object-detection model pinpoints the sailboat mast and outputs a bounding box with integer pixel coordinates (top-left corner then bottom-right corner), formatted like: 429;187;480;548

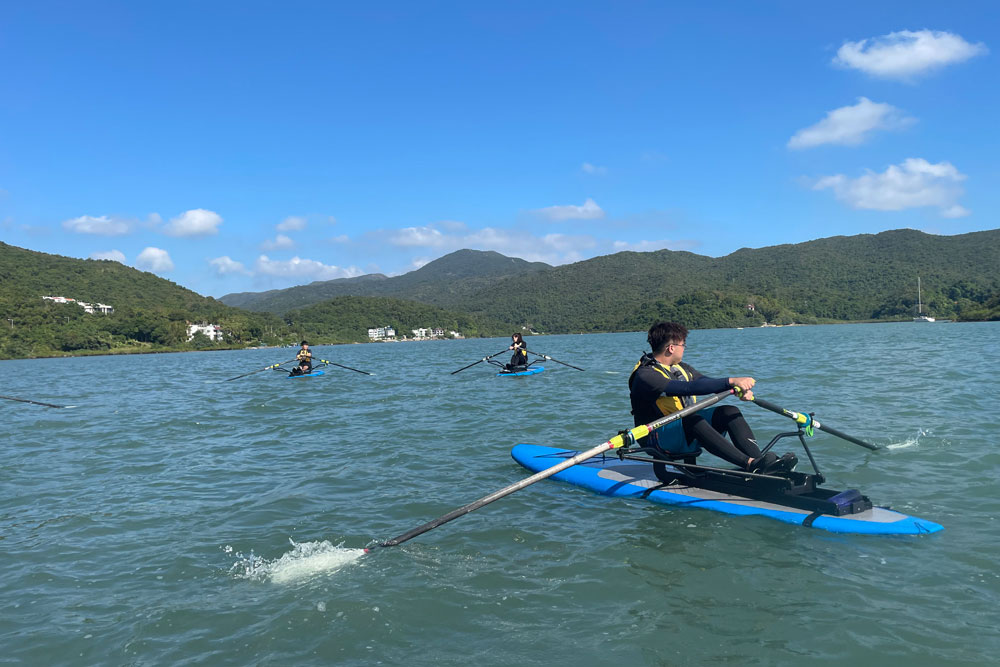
917;277;922;315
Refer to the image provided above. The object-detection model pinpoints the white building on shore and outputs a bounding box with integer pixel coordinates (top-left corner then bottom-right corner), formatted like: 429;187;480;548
187;323;223;341
367;326;397;341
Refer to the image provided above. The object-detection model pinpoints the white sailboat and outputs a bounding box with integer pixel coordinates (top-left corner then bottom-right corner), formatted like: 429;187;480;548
913;277;936;322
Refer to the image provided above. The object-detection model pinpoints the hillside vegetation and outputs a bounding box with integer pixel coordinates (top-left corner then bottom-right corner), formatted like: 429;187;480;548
286;296;518;343
223;229;1000;332
0;242;286;358
221;249;552;313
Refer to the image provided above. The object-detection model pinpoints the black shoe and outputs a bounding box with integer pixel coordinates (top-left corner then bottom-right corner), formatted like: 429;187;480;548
748;452;778;473
765;453;798;474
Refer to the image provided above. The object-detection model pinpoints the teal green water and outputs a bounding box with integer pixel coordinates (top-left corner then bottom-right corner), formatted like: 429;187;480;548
2;323;998;665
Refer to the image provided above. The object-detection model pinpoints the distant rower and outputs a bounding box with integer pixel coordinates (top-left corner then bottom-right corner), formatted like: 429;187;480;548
505;332;528;372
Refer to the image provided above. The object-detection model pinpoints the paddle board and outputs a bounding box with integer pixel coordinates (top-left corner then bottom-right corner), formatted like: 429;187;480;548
511;444;942;535
498;366;545;377
287;370;325;378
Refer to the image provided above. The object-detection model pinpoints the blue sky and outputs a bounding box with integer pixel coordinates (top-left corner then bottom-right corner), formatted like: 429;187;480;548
2;2;997;297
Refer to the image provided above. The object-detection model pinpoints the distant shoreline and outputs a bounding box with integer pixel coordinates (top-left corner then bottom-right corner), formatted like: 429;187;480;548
1;318;977;362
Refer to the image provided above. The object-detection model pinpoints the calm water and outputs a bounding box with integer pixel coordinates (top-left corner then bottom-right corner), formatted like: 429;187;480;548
2;323;998;665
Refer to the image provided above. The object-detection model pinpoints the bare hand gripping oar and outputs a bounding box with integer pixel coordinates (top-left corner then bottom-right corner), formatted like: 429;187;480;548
224;358;297;382
751;396;880;451
450;349;509;375
370;390;734;549
528;350;583;371
0;394;71;408
318;358;374;376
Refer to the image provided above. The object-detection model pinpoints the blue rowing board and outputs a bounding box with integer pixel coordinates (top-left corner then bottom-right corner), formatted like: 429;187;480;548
287;370;324;378
511;444;943;535
498;366;545;377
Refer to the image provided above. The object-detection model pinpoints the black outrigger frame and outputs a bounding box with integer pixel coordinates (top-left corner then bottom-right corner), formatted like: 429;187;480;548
488;357;543;375
612;426;873;519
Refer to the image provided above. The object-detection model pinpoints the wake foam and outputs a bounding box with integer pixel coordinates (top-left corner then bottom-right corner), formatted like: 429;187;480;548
226;539;366;584
886;428;931;450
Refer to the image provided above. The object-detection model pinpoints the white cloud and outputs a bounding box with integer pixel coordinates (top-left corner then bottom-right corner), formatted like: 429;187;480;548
276;216;306;232
380;222;596;265
534;198;605;221
834;29;988;80
89;249;126;263
581;162;608;175
328;234;350;243
788;97;915;149
63;215;130;236
135;247;174;273
209;256;249;275
391;226;448;247
254;255;364;281
260;234;295;250
163;209;223;237
813;158;969;217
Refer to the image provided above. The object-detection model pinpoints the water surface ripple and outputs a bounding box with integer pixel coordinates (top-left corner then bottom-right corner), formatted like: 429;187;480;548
2;323;998;664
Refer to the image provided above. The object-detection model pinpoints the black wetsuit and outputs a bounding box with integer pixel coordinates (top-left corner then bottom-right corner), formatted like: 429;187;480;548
628;353;762;468
296;350;313;371
508;343;528;370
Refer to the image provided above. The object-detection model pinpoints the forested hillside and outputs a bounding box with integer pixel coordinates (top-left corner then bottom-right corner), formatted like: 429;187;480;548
0;242;285;358
439;229;1000;331
221;249;552;313
286;296;517;343
215;229;1000;333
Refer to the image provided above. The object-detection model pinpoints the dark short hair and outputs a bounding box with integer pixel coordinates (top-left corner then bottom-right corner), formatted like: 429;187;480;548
647;321;688;354
300;340;309;346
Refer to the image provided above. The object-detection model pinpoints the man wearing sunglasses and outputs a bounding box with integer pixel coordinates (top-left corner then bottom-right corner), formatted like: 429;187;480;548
629;321;797;476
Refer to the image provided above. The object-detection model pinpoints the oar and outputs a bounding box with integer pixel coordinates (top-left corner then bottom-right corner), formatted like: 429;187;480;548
223;358;297;382
450;349;509;375
370;390;734;549
0;394;71;408
318;359;374;376
751;396;880;451
527;350;584;371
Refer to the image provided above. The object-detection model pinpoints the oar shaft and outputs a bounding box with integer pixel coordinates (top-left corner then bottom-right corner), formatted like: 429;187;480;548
224;358;296;381
752;397;879;451
451;349;508;374
528;350;584;371
320;359;373;376
376;390;733;548
0;394;67;408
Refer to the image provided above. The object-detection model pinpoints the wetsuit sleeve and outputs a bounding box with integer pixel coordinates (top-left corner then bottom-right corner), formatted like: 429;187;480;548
659;376;730;396
636;366;729;397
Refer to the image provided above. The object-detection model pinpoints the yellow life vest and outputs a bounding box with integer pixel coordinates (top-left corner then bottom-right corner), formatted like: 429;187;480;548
630;358;697;418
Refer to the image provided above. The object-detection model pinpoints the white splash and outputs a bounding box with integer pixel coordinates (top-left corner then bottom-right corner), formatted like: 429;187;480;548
886;428;932;450
886;439;919;450
226;539;366;584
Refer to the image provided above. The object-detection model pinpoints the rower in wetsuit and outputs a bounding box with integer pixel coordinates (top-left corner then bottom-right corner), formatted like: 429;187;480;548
506;332;528;371
628;321;796;477
296;340;313;371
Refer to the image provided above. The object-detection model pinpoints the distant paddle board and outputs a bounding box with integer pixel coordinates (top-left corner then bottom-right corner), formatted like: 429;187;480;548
498;366;544;377
287;370;324;378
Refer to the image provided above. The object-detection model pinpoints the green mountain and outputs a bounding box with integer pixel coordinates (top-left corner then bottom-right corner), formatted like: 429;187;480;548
0;242;285;359
220;228;1000;332
220;249;552;313
447;228;1000;332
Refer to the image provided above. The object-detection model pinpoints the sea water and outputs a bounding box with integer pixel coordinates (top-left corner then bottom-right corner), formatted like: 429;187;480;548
2;322;998;665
